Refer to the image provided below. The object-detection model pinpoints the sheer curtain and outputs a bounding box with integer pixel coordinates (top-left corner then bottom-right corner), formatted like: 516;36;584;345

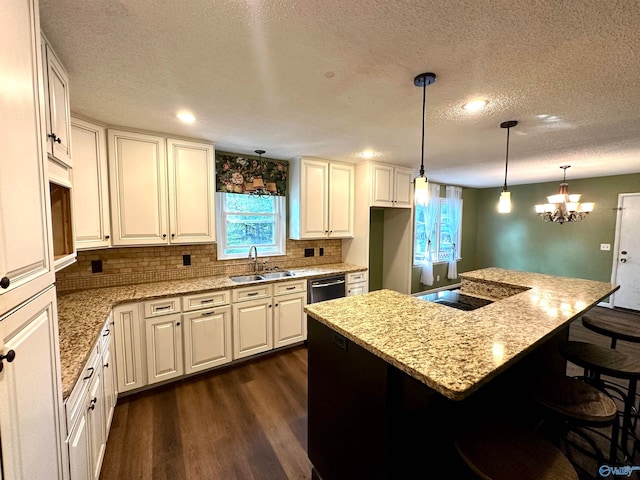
420;183;441;286
445;186;462;280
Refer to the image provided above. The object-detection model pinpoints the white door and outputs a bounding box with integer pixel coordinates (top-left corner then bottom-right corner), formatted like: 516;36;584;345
328;163;354;238
0;287;64;480
113;303;145;393
274;292;307;348
612;193;640;310
167;139;216;244
233;298;273;359
145;313;183;384
108;130;168;246
0;0;53;315
43;41;72;166
393;168;414;208
71;118;111;249
183;306;232;374
300;159;329;238
371;164;394;207
87;360;105;480
68;407;90;480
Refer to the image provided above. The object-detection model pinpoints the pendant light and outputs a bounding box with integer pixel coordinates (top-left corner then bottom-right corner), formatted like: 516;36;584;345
498;120;517;213
413;72;436;206
534;165;594;224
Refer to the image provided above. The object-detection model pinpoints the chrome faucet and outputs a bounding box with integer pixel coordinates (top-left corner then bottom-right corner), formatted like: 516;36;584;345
248;245;258;272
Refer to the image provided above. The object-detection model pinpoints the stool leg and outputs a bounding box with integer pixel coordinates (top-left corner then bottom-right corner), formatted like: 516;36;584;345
610;412;619;463
621;379;637;459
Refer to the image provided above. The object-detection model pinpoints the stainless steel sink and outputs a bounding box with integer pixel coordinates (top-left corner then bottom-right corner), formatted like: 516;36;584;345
229;274;265;283
261;271;293;279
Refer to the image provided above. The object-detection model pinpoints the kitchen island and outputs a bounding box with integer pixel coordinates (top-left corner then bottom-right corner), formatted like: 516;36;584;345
304;268;618;479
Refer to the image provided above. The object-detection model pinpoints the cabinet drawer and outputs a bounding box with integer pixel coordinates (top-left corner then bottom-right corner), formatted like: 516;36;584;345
273;280;306;296
143;297;181;318
347;271;367;284
182;290;230;311
65;346;101;433
232;284;273;303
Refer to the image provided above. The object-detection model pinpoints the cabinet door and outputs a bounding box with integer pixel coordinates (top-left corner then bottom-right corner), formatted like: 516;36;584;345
328;163;354;238
393;168;414;208
71;118;111;249
183;305;232;374
300;159;329;238
347;282;368;296
167;139;216;244
87;358;106;480
113;303;145;393
371;164;394;207
68;404;90;480
145;313;183;384
0;0;53;315
42;40;72;166
102;327;117;433
232;298;273;359
274;292;307;348
0;287;64;480
108;130;168;245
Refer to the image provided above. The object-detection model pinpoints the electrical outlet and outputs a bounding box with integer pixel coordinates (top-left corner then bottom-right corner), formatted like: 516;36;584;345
183;254;191;266
319;247;324;257
436;275;440;281
600;244;611;251
304;248;314;257
91;260;102;273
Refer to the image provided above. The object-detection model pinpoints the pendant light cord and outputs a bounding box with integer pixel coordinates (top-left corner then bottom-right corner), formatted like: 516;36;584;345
503;126;511;192
420;80;426;178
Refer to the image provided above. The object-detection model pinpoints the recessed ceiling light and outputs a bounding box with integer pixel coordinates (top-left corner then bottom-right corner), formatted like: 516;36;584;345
536;114;549;119
463;100;488;112
358;150;377;159
177;111;196;123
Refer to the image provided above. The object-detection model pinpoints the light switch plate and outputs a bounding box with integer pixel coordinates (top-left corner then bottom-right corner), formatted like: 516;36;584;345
600;243;611;251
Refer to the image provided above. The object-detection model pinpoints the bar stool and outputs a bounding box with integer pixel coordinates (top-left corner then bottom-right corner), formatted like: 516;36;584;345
560;340;640;460
454;422;578;480
533;375;619;465
581;314;640;349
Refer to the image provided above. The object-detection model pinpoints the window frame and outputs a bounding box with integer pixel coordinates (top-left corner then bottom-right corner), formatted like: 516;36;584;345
215;192;286;260
413;197;463;265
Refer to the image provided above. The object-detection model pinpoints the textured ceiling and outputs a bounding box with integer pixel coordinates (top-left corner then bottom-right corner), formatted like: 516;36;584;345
39;0;640;188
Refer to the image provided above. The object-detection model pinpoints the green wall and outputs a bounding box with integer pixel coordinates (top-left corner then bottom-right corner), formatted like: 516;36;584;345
475;173;639;282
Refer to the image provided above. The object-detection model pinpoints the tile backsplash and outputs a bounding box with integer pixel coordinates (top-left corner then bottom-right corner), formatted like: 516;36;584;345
56;239;342;292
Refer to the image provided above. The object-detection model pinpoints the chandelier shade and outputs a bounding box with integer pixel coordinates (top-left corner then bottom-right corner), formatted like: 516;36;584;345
535;165;594;224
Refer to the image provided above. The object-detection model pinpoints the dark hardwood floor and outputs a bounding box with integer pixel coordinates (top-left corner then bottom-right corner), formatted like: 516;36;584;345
100;307;639;480
100;346;311;480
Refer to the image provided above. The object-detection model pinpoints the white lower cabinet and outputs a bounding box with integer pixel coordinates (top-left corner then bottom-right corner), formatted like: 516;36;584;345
347;271;369;296
102;320;117;432
66;319;112;480
233;295;273;360
145;312;184;384
273;280;307;348
183;305;232;374
113;303;145;393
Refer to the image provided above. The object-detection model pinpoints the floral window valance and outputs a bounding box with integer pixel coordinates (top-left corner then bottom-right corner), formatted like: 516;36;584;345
216;153;288;196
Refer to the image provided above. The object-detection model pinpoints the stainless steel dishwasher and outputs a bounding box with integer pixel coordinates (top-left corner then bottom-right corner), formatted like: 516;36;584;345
308;274;346;304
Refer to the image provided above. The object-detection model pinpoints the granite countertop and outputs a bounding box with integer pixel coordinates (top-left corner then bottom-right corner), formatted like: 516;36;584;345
304;267;619;401
57;263;365;399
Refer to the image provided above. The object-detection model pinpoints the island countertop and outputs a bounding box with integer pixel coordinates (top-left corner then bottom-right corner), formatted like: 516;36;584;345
304;267;619;401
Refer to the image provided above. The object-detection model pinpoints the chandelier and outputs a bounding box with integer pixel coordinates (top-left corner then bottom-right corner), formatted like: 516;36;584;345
245;150;277;196
413;72;436;206
534;165;594;224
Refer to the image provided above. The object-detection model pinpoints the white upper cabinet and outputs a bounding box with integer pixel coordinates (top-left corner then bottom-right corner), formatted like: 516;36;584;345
370;163;413;208
167;138;216;243
289;158;354;239
108;130;215;246
71;117;111;250
108;130;168;245
0;0;53;315
41;35;72;167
